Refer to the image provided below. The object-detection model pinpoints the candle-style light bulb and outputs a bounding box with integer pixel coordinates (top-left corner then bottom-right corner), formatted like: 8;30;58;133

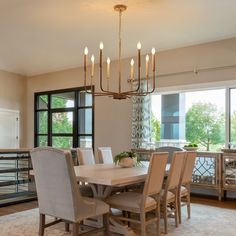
152;48;155;55
91;55;95;77
137;42;141;50
100;42;104;50
107;57;110;79
146;55;149;78
130;58;134;80
84;47;88;55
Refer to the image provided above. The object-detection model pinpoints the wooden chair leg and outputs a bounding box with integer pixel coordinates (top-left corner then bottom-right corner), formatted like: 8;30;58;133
73;223;79;236
163;202;168;234
174;196;179;228
178;194;182;224
187;191;191;219
156;201;161;236
39;214;45;236
65;222;70;232
140;212;146;236
103;213;111;236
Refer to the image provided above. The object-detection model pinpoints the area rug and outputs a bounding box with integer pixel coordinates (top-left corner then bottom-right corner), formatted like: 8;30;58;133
0;203;236;236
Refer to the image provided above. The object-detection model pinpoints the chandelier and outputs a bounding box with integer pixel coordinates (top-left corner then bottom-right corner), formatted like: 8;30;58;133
83;4;156;100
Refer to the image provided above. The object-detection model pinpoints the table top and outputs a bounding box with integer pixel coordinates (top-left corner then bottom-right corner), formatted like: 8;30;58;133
74;163;170;187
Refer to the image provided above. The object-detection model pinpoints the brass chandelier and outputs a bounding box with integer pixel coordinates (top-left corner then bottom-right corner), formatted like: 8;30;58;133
83;4;156;100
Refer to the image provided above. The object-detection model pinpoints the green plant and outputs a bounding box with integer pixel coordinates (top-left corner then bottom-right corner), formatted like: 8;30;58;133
114;151;138;165
184;143;198;148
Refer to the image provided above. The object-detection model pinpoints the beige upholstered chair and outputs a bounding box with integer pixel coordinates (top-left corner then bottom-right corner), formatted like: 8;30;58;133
178;151;197;224
98;147;114;164
77;148;95;165
161;151;186;234
106;152;168;236
156;146;184;163
31;147;110;236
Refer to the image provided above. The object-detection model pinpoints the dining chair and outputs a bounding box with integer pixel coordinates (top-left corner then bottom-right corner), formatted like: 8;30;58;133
30;147;110;236
161;151;186;234
178;151;197;224
156;146;184;163
76;148;95;165
97;147;114;164
106;152;168;236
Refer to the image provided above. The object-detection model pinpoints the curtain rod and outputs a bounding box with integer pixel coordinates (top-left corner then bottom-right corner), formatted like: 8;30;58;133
128;64;236;82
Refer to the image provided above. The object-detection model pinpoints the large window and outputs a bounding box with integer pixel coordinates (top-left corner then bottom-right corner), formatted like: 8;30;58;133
230;88;236;148
151;88;226;151
35;87;94;149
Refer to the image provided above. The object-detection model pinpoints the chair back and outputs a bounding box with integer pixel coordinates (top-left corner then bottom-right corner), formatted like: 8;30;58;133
181;151;197;185
98;147;113;164
143;152;168;197
156;146;184;163
77;148;95;165
30;147;82;222
165;151;186;191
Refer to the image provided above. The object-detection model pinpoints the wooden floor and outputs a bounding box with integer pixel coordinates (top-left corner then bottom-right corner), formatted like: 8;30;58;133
0;196;236;217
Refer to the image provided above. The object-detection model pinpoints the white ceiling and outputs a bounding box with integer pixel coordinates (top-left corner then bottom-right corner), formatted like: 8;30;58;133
0;0;236;76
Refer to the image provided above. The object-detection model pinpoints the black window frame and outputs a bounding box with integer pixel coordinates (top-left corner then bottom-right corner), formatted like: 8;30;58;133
34;86;94;149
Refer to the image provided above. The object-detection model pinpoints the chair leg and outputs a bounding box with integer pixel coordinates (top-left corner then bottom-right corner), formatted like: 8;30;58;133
103;213;111;236
163;202;168;234
65;222;70;232
187;191;191;219
39;214;45;236
73;223;79;236
156;200;161;236
174;195;179;228
178;194;182;224
140;212;146;236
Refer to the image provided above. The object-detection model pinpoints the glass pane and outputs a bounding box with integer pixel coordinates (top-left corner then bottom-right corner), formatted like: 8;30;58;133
37;95;48;109
51;92;75;108
37;111;48;134
52;136;73;148
78;108;92;134
78;136;92;148
52;112;73;134
79;91;92;107
230;89;236;148
38;136;48;147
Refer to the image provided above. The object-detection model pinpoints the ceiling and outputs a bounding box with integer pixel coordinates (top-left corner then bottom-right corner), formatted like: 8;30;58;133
0;0;236;76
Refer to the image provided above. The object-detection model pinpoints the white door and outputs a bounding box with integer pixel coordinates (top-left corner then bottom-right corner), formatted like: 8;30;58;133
0;109;19;148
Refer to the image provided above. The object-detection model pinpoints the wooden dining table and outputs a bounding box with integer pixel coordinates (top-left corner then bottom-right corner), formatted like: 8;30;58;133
74;162;170;236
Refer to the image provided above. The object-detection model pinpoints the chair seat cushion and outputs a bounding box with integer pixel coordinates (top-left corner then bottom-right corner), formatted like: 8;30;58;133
161;190;175;201
106;192;156;213
180;186;188;196
82;197;110;217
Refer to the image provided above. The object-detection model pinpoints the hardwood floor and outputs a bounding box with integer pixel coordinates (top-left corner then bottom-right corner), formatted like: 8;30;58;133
0;196;236;217
0;200;38;216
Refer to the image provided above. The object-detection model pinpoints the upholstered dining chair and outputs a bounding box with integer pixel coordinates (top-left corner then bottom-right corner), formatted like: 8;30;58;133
156;146;184;164
77;148;95;165
178;151;197;224
97;147;114;164
161;151;186;234
31;147;110;236
106;152;168;236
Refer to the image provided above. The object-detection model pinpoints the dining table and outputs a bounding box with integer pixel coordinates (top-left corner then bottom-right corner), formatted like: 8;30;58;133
74;162;170;236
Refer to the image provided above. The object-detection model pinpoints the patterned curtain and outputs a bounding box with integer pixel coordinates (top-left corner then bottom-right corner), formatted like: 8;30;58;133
131;90;152;149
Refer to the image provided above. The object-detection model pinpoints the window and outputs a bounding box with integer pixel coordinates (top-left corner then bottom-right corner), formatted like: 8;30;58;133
151;89;226;151
230;88;236;148
35;87;94;149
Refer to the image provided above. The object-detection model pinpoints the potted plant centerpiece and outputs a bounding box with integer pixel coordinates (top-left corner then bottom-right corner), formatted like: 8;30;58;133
114;151;138;168
183;143;198;151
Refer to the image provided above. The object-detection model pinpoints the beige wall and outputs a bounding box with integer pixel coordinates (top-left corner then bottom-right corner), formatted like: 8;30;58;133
0;70;27;147
26;38;236;156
